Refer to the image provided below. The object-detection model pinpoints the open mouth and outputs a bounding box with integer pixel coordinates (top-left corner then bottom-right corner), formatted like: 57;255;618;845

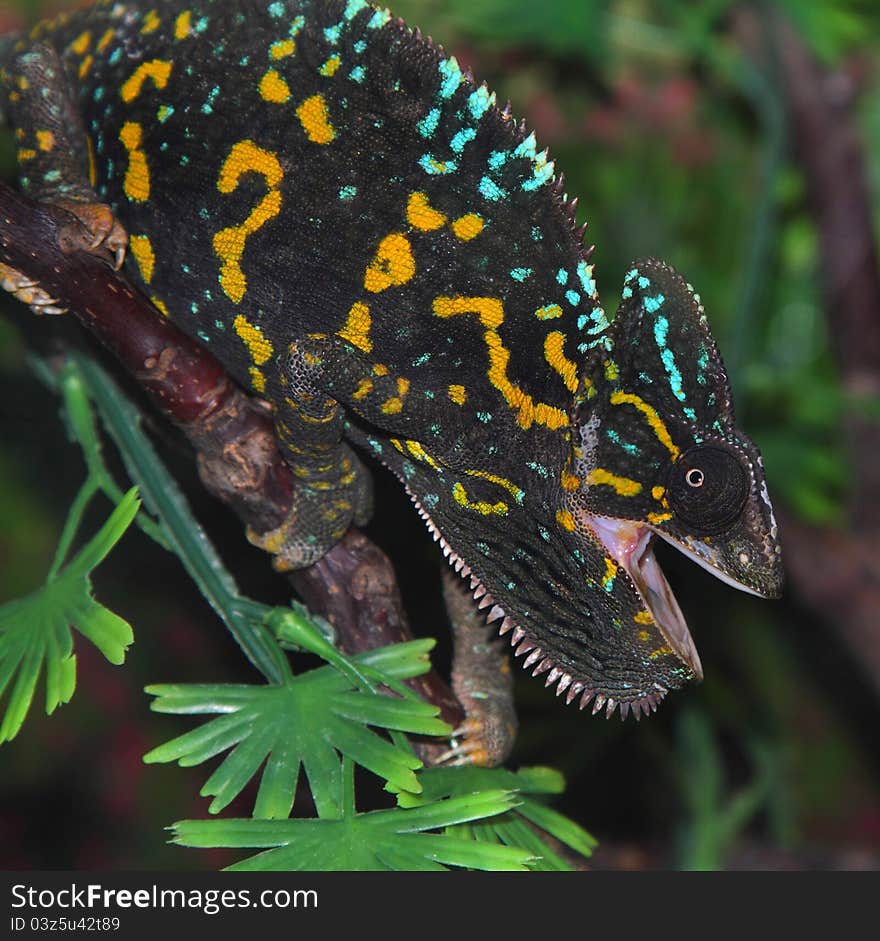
587;516;703;680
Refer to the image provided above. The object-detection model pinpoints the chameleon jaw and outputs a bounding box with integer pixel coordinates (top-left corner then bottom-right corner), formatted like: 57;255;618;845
587;517;704;681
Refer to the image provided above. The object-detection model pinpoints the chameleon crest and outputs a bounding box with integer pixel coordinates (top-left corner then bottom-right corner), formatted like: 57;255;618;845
0;0;782;734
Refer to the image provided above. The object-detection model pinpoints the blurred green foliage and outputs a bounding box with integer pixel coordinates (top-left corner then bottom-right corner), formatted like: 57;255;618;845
1;0;878;869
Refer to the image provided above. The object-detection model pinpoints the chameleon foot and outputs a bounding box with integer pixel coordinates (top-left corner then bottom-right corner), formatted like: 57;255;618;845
54;199;128;270
0;261;66;315
435;715;518;768
247;471;373;570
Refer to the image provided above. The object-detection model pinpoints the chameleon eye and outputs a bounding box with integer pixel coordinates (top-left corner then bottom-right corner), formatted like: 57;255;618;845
668;446;749;535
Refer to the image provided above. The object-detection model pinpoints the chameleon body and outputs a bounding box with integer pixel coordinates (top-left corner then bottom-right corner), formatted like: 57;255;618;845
1;0;782;741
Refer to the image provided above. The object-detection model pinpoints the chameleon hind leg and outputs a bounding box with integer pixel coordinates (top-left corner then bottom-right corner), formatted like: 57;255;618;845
247;370;373;570
0;39;127;272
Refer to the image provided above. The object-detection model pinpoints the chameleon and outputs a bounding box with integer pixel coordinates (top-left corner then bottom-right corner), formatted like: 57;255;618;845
0;0;782;762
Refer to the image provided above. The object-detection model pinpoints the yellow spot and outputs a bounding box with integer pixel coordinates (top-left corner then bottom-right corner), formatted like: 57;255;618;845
635;610;654;625
381;377;410;415
406;191;446;231
296;94;336;144
319;54;340;75
259;69;291;103
353;378;373;400
78;55;94;79
174;11;192;40
213;141;284;303
561;470;580;492
151;296;169;317
249;367;267;393
433;296;568;431
119;122;150;202
390;438;405;453
364;233;415;293
610;391;679;459
602;558;618;591
465;469;524;503
453;482;508;516
17;149;36;161
35;130;55;152
120;60;172;103
14;77;28;91
586;468;642;497
603;359;619;381
8;92;20;104
649;645;674;660
234;314;274;365
86;135;97;188
556;509;575;532
97;29;115;52
141;10;161;34
338;302;372;352
638;629;651;642
535;304;563;320
452;213;484;241
130;234;155;284
70;31;91;55
647;512;673;524
544;331;578;393
373;363;389;376
448;384;466;405
272;38;297;60
652;486;666;501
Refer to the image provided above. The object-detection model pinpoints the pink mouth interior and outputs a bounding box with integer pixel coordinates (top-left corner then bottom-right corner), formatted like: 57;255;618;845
587;516;704;680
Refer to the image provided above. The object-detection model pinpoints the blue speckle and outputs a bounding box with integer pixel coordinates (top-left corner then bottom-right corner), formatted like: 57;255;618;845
644;293;665;313
412;352;431;366
477;411;492;423
339;185;357;200
438;58;463;99
479;176;507;201
450;127;476;153
510;267;533;282
349;65;366;83
531;226;543;241
417;107;440;139
526;462;548;478
539;527;550;542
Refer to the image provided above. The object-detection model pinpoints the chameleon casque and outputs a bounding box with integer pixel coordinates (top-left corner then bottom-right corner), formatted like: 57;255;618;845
1;0;782;761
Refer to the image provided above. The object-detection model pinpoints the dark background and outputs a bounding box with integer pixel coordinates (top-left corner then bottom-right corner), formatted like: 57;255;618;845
1;0;878;870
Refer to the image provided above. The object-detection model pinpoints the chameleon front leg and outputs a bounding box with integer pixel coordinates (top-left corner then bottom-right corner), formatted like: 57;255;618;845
247;368;373;570
438;568;517;767
1;40;127;271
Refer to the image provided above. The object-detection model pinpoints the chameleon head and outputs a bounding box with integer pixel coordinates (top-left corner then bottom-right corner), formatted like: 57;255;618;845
553;257;783;712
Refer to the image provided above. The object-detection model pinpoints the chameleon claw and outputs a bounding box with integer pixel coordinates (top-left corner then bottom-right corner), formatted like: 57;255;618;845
54;199;129;270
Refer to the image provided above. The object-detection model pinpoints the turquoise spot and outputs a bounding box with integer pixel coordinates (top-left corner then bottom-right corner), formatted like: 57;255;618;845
93;86;104;101
197;330;210;343
419;154;457;175
684;406;697;421
526;462;548;478
191;301;200;314
577;261;596;296
290;16;305;36
450;127;476;153
644;293;665;313
606;429;639;456
412;352;431;366
423;493;439;509
438;58;463;99
654;316;669;348
349;65;365;83
531;226;543;241
479;176;507;201
638;276;650;289
417;107;440;139
477;411;492;423
239;55;250;66
661;349;686;402
157;104;174;122
44;169;60;183
622;286;633;299
514;133;537;161
214;319;225;330
577;314;588;330
487;150;508;170
109;47;122;65
625;268;638;282
368;9;391;28
344;0;369;18
556;268;568;285
339;185;357;200
539;527;550;542
510;267;532;282
354;39;367;53
468;86;492;120
566;290;580;306
324;24;342;43
194;16;209;32
268;2;284;17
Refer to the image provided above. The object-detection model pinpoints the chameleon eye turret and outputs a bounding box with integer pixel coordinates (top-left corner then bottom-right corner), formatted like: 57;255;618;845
1;1;782;755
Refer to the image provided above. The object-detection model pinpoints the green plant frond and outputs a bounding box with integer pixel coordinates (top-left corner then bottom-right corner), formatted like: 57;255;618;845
171;790;532;870
145;641;450;818
395;765;597;870
0;488;139;742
